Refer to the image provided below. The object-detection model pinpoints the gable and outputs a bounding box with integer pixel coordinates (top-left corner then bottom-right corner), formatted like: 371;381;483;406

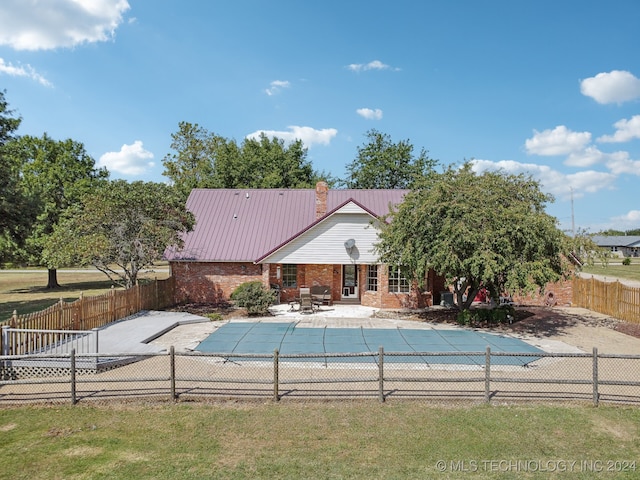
165;185;407;263
258;202;382;264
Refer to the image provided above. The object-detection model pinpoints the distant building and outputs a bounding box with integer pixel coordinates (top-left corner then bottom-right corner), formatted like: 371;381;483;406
591;235;640;258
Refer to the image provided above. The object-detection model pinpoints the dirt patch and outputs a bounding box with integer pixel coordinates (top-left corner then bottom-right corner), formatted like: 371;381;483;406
166;302;247;320
377;305;640;340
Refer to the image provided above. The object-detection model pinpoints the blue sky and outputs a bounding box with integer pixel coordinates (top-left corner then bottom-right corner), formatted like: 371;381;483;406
1;1;639;234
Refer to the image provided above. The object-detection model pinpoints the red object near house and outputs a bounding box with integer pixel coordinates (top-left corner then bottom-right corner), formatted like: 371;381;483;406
474;288;487;303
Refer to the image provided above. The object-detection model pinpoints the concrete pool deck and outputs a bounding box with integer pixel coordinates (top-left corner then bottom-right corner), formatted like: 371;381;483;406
146;305;584;356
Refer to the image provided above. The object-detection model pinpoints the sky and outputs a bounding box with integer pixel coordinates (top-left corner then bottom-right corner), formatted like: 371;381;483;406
1;0;639;235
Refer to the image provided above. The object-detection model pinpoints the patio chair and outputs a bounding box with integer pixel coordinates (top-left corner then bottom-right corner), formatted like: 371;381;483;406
311;286;332;306
299;292;317;314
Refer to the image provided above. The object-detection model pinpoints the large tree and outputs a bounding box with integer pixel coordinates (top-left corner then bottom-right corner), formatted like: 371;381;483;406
5;134;109;287
44;180;195;289
342;129;437;189
0;91;26;260
162;122;333;198
376;162;568;310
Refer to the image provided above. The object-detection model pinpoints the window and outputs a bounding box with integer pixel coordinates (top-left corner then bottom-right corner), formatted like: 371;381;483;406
366;265;378;291
282;264;297;288
388;265;410;293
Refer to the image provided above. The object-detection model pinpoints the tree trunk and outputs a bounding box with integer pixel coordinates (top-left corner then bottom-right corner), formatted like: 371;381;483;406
46;268;60;289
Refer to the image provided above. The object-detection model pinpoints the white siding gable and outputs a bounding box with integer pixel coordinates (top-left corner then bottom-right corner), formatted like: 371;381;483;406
259;202;382;264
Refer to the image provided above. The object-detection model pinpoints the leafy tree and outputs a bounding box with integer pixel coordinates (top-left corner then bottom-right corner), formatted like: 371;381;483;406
342;129;437;189
161;122;222;199
163;122;333;199
375;163;568;310
0;91;26;261
44;180;195;289
4;134;108;287
567;229;611;267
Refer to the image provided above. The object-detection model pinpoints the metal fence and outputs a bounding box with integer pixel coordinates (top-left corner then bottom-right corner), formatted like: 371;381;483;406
1;347;639;406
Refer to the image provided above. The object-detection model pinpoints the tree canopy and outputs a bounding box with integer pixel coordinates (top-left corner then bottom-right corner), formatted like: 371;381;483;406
2;133;108;286
342;129;437;189
0;91;24;256
376;163;568;310
162;121;333;199
44;180;195;289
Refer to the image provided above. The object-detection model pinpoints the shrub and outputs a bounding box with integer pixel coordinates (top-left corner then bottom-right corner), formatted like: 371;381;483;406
622;257;631;266
205;312;223;322
230;281;275;316
456;305;515;327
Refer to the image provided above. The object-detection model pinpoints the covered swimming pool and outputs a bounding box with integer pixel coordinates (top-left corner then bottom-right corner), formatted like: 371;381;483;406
195;322;542;366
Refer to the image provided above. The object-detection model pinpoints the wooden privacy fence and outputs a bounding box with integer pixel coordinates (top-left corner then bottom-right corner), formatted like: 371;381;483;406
1;276;175;356
572;276;640;324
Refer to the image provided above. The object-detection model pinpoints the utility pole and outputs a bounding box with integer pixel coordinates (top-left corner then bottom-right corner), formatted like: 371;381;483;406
570;187;575;237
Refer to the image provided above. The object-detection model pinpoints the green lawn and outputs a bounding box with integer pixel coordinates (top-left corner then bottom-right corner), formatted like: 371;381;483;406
582;259;640;283
0;268;169;322
0;402;638;479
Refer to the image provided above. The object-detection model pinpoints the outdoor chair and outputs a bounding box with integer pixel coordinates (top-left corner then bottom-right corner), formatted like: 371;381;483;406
299;292;317;314
310;285;332;306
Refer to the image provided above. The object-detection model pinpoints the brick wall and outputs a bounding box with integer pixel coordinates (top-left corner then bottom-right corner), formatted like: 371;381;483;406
512;278;573;307
172;260;445;309
171;261;263;304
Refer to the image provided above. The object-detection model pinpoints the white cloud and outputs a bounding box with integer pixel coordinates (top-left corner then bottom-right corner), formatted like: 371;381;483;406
611;210;640;229
525;125;591;156
356;108;383;120
580;70;640;104
604;151;640;176
265;80;290;96
246;126;338;147
597;115;640;143
347;60;399;72
98;140;154;176
0;57;51;86
565;145;604;167
0;0;130;51
471;159;616;200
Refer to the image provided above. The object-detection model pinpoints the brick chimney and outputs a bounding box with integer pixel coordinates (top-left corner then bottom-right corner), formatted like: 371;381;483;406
315;181;328;219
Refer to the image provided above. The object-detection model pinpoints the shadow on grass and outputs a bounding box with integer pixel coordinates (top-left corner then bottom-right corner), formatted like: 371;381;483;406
6;279;117;295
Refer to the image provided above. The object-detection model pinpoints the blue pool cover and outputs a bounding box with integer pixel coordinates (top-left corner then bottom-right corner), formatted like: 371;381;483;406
195;322;542;366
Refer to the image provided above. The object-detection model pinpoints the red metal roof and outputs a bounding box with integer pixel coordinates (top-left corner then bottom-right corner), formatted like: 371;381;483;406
165;187;408;262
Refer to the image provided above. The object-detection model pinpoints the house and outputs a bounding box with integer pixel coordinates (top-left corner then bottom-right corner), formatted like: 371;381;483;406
591;235;640;258
164;182;445;309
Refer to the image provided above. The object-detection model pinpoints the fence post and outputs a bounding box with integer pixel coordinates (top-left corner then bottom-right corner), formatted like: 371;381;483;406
78;292;84;330
273;348;280;402
10;310;17;328
155;277;159;310
485;346;491;404
91;328;99;369
110;286;116;322
378;346;385;403
58;298;64;329
1;326;9;356
592;347;599;407
170;346;176;401
70;348;77;405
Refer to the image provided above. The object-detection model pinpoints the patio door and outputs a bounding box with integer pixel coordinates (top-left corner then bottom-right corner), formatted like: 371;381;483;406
341;264;358;299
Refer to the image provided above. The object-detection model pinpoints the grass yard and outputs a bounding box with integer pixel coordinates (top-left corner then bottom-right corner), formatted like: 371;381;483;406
0;268;169;322
0;402;638;479
582;259;640;283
